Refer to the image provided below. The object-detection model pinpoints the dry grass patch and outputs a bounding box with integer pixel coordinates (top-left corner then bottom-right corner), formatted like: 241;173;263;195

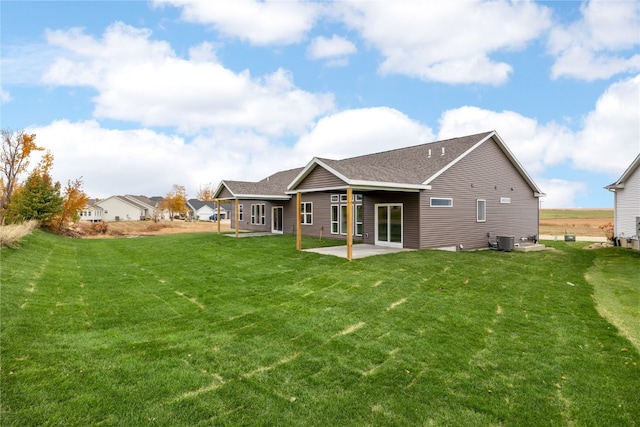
540;209;613;237
73;219;230;238
0;220;39;248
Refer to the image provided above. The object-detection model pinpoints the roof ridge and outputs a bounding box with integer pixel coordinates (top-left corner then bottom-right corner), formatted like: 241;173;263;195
328;131;494;163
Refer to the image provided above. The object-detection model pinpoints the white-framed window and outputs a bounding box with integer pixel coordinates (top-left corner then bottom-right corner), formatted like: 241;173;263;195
300;202;313;225
355;204;363;236
238;204;243;221
250;204;265;225
477;199;486;222
430;197;453;207
331;194;363;235
331;205;339;234
500;197;511;204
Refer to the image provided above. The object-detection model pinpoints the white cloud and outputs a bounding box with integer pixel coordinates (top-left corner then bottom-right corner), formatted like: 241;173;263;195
0;87;11;104
307;35;357;61
549;0;640;80
335;0;551;84
438;106;575;174
294;107;434;160
41;23;334;135
438;75;640;176
573;74;640;173
188;41;219;63
536;178;587;209
153;0;319;45
28;120;301;199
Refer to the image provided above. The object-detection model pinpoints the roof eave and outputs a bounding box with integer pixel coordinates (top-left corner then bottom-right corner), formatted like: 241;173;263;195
286;181;430;194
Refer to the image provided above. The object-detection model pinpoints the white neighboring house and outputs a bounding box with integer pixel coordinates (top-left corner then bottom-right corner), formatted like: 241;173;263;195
187;199;228;221
95;195;159;221
605;153;640;240
79;199;104;222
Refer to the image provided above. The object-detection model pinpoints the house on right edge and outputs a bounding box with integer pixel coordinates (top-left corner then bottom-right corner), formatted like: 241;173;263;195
605;153;640;244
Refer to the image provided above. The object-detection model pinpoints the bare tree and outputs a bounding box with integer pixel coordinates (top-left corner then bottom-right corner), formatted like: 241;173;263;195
0;129;44;223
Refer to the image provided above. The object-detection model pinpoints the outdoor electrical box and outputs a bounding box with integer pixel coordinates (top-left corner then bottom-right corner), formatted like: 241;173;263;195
497;235;514;252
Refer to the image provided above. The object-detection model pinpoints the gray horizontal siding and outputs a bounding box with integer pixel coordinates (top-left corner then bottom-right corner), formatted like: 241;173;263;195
296;166;346;190
420;138;539;250
217;186;233;199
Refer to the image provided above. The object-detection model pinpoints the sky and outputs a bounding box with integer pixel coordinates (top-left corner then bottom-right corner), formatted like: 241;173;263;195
1;0;639;208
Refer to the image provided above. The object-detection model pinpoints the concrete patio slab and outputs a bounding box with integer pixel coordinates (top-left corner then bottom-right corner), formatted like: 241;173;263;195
302;244;415;259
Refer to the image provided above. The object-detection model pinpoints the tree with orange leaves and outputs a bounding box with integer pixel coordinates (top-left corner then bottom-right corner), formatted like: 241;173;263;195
196;183;216;201
0;129;44;223
4;152;62;226
162;184;188;220
52;177;90;232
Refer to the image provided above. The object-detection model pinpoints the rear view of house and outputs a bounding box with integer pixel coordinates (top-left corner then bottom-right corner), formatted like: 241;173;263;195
215;131;544;251
94;195;160;221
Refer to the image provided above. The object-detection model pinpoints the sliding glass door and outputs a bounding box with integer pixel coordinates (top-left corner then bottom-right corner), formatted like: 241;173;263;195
375;204;403;247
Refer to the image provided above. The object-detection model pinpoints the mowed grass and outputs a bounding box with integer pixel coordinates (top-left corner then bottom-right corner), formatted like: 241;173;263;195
1;232;639;426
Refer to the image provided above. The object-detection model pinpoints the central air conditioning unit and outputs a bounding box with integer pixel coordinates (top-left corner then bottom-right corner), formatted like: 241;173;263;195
497;235;514;252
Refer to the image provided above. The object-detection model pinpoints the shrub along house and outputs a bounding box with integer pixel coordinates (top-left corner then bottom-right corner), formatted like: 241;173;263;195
214;131;544;258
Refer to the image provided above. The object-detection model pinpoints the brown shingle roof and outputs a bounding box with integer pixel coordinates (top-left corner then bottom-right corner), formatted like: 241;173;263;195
317;132;491;185
219;167;304;198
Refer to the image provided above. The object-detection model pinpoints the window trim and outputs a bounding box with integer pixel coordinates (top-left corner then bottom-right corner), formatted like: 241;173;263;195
250;203;265;225
331;205;339;234
430;197;453;207
300;202;313;225
477;199;486;223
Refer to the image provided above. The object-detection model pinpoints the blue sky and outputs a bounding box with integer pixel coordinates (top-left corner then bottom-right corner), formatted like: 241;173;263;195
1;0;639;207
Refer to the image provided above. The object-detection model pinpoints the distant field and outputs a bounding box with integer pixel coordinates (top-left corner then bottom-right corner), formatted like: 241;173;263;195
540;208;613;237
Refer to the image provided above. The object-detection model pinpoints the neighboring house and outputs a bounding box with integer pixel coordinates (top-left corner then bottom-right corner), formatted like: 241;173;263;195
214;131;544;251
605;153;640;240
78;199;104;223
95;195;159;221
187;199;229;221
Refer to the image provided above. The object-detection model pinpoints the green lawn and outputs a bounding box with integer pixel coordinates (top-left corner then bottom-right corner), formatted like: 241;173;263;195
1;231;639;426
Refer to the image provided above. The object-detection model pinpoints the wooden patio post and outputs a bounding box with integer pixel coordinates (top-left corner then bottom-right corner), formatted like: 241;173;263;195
346;187;353;260
296;192;302;250
216;200;221;234
235;198;239;238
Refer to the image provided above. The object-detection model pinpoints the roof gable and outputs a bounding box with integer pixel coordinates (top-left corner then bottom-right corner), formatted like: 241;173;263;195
288;131;534;192
214;167;303;200
605;153;640;190
287;131;542;195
